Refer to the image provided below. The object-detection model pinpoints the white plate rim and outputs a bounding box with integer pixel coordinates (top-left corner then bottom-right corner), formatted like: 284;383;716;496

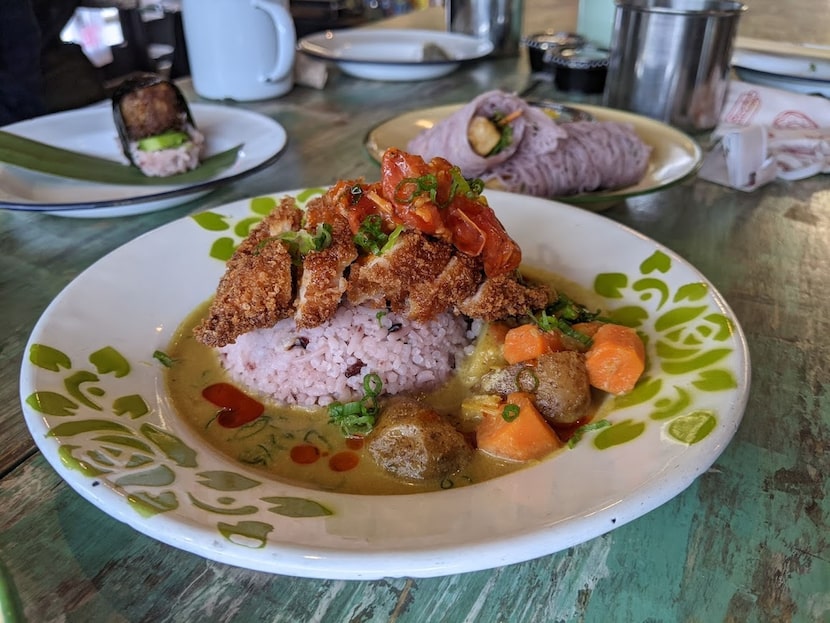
735;36;830;62
732;48;830;82
297;28;494;66
19;189;750;579
0;103;287;215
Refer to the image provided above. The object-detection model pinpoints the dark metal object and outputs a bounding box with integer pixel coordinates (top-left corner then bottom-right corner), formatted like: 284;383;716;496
551;45;610;94
603;0;746;131
522;31;585;73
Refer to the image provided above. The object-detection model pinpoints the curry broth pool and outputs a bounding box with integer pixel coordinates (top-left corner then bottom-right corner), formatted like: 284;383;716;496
164;268;609;495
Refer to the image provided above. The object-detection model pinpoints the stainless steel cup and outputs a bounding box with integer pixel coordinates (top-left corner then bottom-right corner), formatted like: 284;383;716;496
603;0;745;132
446;0;524;57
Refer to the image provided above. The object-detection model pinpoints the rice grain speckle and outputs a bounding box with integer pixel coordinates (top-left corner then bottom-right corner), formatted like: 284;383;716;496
219;304;477;407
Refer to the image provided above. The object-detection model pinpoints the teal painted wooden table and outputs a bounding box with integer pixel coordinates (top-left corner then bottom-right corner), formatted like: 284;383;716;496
1;7;829;622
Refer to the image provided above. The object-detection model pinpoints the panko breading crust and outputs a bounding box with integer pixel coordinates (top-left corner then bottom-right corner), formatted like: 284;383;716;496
193;197;302;347
195;189;551;348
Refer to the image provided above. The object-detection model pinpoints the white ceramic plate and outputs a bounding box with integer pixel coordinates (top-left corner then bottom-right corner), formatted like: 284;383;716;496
0;103;286;218
732;48;830;82
365;103;703;209
19;189;750;579
297;29;494;81
734;37;830;80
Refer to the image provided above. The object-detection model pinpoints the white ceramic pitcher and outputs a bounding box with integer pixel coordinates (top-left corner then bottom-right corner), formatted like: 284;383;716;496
181;0;297;101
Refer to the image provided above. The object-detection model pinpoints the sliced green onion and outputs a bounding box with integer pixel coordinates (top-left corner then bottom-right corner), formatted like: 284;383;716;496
556;319;593;347
327;373;384;437
529;293;602;348
487;112;514;156
502;403;520;422
311;222;333;251
363;372;383;397
548;293;601;324
448;166;484;202
468;177;485;196
379;225;404;254
515;368;540;392
257;223;333;262
394;173;439;204
375;310;388;328
152;350;175;367
354;214;387;254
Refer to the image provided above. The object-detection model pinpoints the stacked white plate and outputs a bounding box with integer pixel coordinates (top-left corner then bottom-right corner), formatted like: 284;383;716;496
732;37;830;97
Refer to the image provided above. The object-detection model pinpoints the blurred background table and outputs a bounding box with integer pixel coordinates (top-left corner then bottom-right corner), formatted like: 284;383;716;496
1;1;829;622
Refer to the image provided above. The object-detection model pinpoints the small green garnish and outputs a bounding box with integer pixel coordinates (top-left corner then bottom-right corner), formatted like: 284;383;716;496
354;215;404;256
531;293;603;347
487;121;513;156
391;168;484;211
328;372;384;437
375;310;388;328
515;368;540;392
394;173;439;204
448;166;484;201
363;372;382;396
354;215;386;254
379;225;404;254
568;419;611;448
256;223;333;263
502;403;520;422
152;350;175;367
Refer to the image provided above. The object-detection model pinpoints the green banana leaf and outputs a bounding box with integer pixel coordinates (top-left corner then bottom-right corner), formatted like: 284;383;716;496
0;130;241;186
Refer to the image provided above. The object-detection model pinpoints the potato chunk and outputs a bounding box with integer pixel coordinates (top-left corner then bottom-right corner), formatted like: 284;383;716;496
478;351;592;425
467;116;502;156
367;399;473;481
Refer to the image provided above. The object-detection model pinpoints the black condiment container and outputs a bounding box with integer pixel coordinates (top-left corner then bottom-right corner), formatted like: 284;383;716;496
551;45;610;94
522;31;586;73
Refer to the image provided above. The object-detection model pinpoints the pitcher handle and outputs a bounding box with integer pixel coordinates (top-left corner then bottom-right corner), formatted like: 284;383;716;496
251;0;297;82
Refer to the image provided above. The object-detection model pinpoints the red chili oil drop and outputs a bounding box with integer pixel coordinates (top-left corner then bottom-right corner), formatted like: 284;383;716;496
329;451;359;472
202;382;264;428
291;444;321;464
345;437;364;450
553;415;592;442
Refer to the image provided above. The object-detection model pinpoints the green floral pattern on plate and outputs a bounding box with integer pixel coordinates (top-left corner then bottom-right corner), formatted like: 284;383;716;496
24;338;332;549
591;249;737;448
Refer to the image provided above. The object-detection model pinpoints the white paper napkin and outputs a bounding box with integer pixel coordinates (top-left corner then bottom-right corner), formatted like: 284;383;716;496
698;80;830;191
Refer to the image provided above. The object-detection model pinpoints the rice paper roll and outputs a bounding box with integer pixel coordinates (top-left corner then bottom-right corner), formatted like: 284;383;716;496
407;90;567;177
112;73;204;177
484;121;652;197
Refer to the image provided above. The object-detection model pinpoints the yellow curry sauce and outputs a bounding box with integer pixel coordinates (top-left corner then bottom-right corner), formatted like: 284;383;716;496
164;268;607;495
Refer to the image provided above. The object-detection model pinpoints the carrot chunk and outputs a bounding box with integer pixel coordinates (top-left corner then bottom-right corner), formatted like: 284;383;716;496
571;321;603;339
476;392;563;462
502;324;562;364
583;323;646;395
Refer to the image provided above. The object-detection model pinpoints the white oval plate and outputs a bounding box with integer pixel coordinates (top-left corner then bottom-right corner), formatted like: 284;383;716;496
19;189;750;579
0;103;286;218
365;102;703;209
733;38;830;81
298;29;494;81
